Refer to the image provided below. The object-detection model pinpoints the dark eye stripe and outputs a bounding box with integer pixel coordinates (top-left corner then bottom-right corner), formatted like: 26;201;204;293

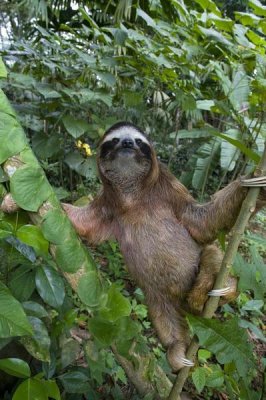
100;141;115;158
139;142;152;159
100;137;151;160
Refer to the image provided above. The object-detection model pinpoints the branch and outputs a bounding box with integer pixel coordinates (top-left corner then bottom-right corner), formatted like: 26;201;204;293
168;142;266;400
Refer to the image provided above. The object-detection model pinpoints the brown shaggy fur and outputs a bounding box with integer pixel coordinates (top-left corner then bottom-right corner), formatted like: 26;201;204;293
63;123;262;370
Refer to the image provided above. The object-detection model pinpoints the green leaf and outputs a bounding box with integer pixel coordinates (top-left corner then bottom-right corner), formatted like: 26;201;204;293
258;18;266;34
88;317;121;346
20;147;41;165
229;66;250;111
123;90;143;107
0;57;7;78
210;15;234;32
61;338;80;369
58;370;90;393
233;250;266;300
0;358;31;378
77;88;112;106
192;139;220;190
17;225;49;255
212;62;232;95
36;84;61;99
32;133;61;159
97;72;116;87
77;271;104;307
235;12;261;26
196;100;215;110
0;338;11;350
208;127;260;163
80;8;99;29
52;186;70;200
239;320;266;343
9;265;35;302
0;221;13;239
198;26;232;47
220;129;240;171
247;29;266;46
42;379;60;400
62;116;90;139
194;0;221;16
192;367;206;393
9;72;36;87
55;239;93;273
136;8;157;28
100;285;131;322
0;167;8;184
115;367;127;385
188;315;255;377
180;94;196;111
20;317;50;362
116;317;141;340
12;378;47;400
242;299;263;314
114;29;128;45
175;129;212;139
249;0;266;17
10;166;51;212
0;90;16;116
35;265;65;309
0;112;28;164
233;24;254;48
76;157;97;179
0;282;33;338
22;301;48;318
239;379;261;400
65;153;97;179
205;366;224;388
64;152;83;170
198;349;212;362
41;209;72;244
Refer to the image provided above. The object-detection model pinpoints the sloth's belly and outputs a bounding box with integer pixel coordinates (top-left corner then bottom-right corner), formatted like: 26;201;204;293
117;218;201;295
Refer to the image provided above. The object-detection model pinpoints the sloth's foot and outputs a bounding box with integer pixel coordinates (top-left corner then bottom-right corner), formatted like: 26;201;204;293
241;176;266;187
208;287;232;296
167;343;194;371
179;357;194;367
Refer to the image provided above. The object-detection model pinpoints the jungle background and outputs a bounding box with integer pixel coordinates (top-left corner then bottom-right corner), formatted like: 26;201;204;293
0;0;265;399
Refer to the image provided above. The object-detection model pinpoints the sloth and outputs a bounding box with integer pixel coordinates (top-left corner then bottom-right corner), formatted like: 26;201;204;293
62;122;266;370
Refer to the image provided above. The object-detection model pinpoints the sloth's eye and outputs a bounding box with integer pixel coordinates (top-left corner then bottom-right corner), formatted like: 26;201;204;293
135;139;142;145
112;138;119;144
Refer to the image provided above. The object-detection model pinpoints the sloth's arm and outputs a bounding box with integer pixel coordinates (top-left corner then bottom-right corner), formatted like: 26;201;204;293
181;179;265;244
62;201;113;244
0;193;113;244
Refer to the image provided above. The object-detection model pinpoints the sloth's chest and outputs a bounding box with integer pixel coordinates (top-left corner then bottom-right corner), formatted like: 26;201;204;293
115;216;201;290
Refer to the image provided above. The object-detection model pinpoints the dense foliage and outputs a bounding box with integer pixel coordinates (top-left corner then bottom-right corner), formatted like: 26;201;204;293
0;0;265;399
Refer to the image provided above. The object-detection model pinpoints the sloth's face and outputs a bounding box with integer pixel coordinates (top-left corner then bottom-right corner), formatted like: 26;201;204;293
98;123;153;184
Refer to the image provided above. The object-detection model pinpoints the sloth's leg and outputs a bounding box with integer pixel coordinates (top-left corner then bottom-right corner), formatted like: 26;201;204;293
187;244;237;314
148;299;194;371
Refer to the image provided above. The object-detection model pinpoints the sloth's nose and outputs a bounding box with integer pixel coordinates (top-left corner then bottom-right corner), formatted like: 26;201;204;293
121;138;134;148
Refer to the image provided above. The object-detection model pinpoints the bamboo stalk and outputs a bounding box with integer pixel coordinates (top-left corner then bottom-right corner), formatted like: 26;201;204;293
168;143;266;400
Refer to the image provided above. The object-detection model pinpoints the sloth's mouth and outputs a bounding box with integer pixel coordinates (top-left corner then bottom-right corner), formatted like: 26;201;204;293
116;147;136;154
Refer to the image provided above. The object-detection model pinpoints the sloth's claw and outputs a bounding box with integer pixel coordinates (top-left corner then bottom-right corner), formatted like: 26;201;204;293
180;357;194;367
241;176;266;187
208;287;231;296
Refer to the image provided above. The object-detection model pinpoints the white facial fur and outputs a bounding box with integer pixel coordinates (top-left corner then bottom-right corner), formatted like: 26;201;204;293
102;126;150;145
